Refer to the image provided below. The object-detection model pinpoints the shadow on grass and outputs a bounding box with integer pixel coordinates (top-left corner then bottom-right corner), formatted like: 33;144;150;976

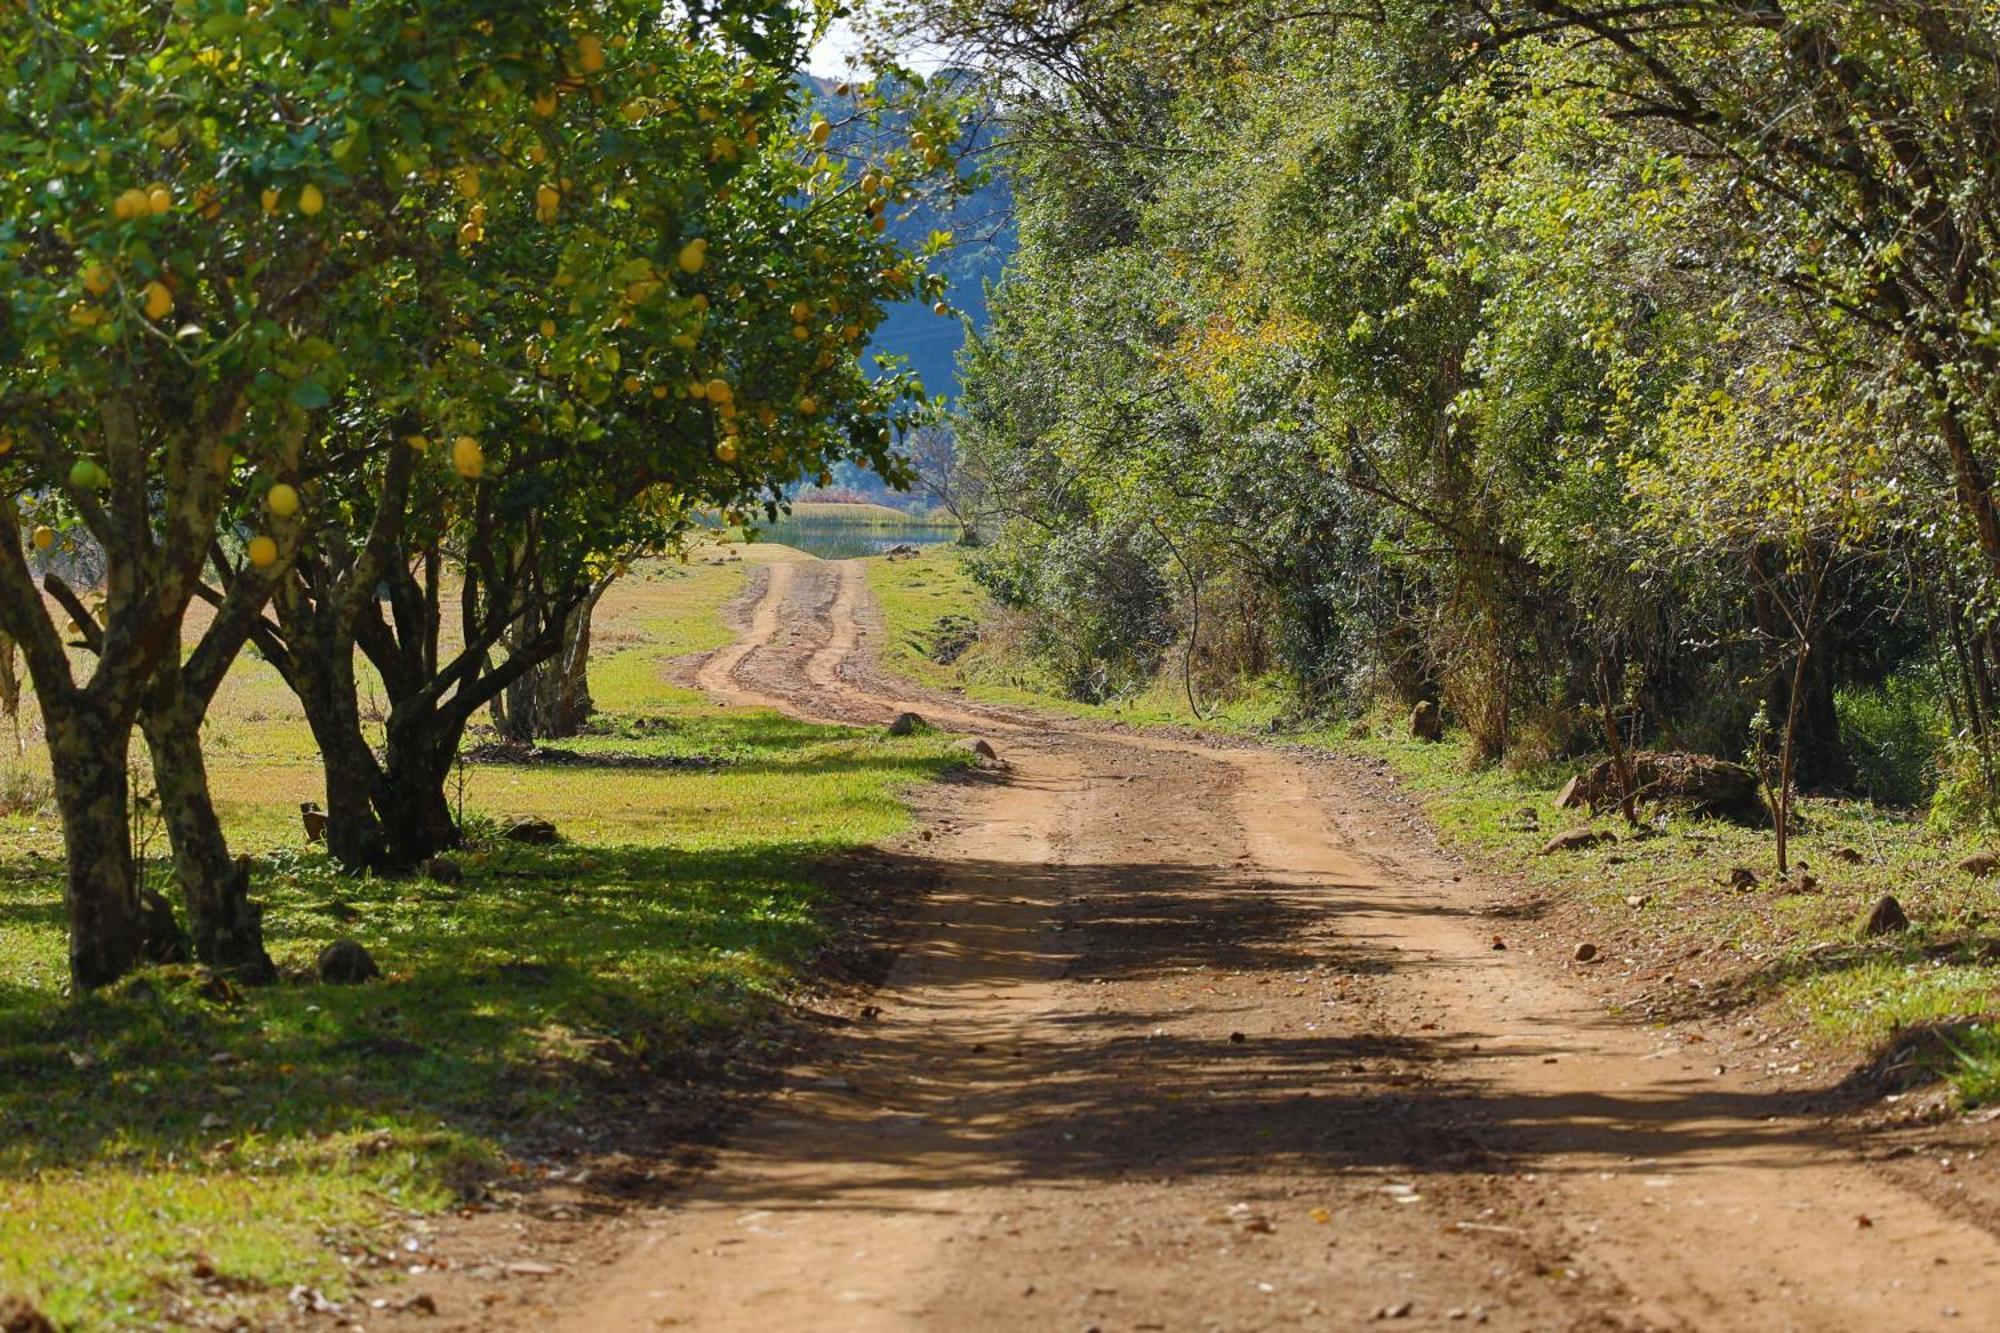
0;836;901;1180
0;761;1942;1229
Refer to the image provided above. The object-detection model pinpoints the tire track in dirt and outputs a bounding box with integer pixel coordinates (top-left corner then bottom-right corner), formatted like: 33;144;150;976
546;557;2000;1332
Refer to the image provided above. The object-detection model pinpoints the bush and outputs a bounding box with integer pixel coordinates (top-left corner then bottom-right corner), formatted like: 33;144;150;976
1837;676;1945;808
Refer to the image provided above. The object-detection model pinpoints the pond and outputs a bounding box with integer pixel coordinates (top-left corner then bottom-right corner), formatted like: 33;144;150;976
745;515;958;561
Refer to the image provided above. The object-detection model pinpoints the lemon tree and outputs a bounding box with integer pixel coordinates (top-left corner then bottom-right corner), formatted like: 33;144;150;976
228;7;957;869
0;0;662;985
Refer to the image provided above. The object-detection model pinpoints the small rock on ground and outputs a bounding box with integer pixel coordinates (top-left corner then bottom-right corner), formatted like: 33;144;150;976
503;818;561;845
1863;894;1910;937
0;1295;55;1333
886;711;928;736
1539;827;1612;855
317;938;380;984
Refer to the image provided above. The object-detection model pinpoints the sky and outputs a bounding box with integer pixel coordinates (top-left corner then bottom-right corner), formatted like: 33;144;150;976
805;11;946;79
806;16;865;78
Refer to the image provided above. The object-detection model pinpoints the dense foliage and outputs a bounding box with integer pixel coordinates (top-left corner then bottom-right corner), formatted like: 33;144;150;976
886;0;2000;835
0;0;962;987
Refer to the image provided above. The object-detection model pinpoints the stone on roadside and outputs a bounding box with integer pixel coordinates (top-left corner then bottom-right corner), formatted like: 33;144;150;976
1862;894;1909;937
317;938;380;985
503;818;560;845
1958;852;1999;878
0;1295;55;1333
424;856;463;885
957;736;1005;768
1539;827;1612;855
1573;941;1599;963
886;711;928;737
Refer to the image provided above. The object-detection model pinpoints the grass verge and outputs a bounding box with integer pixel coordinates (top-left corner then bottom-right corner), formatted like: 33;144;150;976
864;546;2000;1106
0;550;962;1329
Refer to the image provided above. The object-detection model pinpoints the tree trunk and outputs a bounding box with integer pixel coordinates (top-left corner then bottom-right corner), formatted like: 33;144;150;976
496;584;602;742
44;696;171;988
139;670;275;982
1775;639;1811;876
380;713;461;866
286;629;389;871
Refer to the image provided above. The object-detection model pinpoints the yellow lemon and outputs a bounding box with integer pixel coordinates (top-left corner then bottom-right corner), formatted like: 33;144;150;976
32;526;55;551
247;535;279;568
81;263;112;296
934;301;951;316
406;434;430;453
576;33;605;72
705;377;732;404
623;375;642;394
143;281;174;321
810;119;831;146
452;435;484;478
535;183;560;222
266;482;300;518
147;184;174;215
455;166;480;199
299;183;325;216
539;319;556;338
113;187;150;221
261;187;281;214
676;237;707;274
532;90;558;117
798;397;817;416
789;300;813;322
714;439;738;463
792;323;809;340
689;380;709;400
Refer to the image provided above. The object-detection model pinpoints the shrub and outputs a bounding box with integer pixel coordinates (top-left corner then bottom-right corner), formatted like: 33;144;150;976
1837;676;1946;809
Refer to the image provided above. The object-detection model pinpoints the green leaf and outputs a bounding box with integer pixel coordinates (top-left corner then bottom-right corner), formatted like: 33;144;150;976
289;378;332;410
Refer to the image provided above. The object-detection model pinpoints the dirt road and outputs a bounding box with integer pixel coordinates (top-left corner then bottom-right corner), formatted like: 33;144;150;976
536;557;2000;1330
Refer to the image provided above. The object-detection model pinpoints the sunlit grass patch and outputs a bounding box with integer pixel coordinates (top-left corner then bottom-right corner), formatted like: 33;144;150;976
0;544;963;1329
864;549;2000;1106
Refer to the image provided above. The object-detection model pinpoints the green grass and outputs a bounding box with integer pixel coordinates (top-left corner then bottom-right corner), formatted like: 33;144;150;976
866;548;1294;727
0;548;963;1329
784;500;954;525
865;545;2000;1104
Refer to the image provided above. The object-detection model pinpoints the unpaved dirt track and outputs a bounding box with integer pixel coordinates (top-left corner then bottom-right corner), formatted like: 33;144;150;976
559;557;2000;1331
